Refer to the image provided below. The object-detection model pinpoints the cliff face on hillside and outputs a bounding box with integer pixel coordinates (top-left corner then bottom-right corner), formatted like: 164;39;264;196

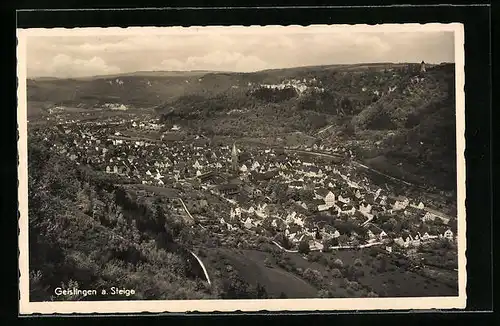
351;64;456;191
353;65;454;130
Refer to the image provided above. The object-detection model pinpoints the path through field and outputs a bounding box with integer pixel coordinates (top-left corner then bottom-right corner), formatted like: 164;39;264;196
189;250;211;285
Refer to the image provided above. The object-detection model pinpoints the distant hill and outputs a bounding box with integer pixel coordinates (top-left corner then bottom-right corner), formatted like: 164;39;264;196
27;62;435;108
74;70;232;80
29;77;62;82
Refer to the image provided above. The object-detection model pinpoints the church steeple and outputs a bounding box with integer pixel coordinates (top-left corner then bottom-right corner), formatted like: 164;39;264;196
231;142;239;173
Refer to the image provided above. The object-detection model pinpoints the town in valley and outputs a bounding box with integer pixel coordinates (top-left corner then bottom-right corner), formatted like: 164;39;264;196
26;31;459;301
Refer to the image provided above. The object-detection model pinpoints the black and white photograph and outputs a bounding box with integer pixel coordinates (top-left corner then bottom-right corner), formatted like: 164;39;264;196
17;23;466;314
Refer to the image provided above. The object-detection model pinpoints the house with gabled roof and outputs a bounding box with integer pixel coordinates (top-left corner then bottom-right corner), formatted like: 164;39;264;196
292;214;305;227
422;211;437;222
359;202;372;214
422;232;438;240
193;160;203;170
230;208;237;220
330;229;340;238
324;191;336;207
443;229;454;240
309;240;324;251
154;170;164;180
366;229;377;241
243;217;254;229
392;200;406;211
338;195;350;204
285;211;296;222
355;189;363;199
393;237;405;247
251;160;261;170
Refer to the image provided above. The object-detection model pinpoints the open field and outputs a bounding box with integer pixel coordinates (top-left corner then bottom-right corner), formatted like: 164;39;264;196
363;155;427;186
327;249;458;297
199;245;457;299
203;248;318;298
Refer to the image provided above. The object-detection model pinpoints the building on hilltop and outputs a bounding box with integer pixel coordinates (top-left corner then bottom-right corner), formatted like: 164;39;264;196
420;60;426;73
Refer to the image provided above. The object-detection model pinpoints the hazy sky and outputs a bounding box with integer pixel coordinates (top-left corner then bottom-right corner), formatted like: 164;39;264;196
26;27;455;78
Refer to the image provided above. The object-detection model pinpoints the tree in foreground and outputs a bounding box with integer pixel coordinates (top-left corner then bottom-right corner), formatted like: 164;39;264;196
298;240;311;255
